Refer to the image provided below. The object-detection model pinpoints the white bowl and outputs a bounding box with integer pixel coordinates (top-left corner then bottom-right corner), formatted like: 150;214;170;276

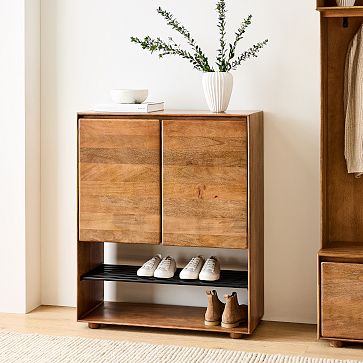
110;89;148;104
336;0;355;6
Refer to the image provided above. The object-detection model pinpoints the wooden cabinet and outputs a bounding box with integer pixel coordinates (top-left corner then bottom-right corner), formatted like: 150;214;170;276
78;119;161;244
317;1;363;346
321;262;363;340
77;111;264;338
163;120;248;248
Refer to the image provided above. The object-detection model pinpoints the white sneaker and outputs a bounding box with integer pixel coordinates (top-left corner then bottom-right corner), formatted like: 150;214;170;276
179;256;204;280
153;256;176;279
137;255;162;277
199;256;220;281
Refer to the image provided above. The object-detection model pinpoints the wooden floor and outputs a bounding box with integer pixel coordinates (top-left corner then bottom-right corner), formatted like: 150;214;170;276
0;306;362;361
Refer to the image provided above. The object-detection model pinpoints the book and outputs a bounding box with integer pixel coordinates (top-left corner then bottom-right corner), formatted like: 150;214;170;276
93;102;164;113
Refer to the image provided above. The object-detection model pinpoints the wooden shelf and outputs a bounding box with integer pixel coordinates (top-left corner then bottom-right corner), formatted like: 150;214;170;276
317;6;363;17
81;264;248;289
319;242;363;260
79;301;249;335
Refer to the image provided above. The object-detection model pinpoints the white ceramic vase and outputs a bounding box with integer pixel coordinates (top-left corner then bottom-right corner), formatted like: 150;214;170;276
202;72;233;113
336;0;355;6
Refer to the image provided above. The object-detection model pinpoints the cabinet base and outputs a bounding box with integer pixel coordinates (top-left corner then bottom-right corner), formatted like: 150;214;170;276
230;333;244;339
79;301;251;338
88;323;101;329
329;340;344;348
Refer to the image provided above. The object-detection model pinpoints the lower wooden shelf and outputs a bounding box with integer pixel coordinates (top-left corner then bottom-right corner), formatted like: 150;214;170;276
79;301;249;336
317;6;363;17
319;241;363;261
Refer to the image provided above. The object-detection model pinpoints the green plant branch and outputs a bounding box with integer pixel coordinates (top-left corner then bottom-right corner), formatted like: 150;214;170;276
216;0;228;72
230;39;269;70
226;15;252;70
130;36;205;71
156;7;213;72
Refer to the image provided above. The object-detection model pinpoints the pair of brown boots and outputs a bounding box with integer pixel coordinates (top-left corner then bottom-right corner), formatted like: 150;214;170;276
205;290;247;328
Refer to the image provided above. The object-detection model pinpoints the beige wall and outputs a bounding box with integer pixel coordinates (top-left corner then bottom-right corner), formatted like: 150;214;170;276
41;0;320;323
25;0;41;312
0;0;41;313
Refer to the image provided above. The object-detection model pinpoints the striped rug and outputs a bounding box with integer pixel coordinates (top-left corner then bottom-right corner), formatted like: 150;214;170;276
0;331;360;363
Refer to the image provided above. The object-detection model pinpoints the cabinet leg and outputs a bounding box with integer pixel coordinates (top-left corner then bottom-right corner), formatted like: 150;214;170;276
88;323;101;329
330;340;344;348
230;333;243;339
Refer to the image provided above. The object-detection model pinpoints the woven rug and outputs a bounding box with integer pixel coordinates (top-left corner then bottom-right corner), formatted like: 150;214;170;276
0;331;361;363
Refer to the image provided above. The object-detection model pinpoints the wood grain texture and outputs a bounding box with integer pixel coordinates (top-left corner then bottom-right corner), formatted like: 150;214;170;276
321;262;363;340
78;119;161;244
320;16;328;246
77;242;104;320
247;113;265;334
79;301;248;336
323;18;363;246
162;120;248;249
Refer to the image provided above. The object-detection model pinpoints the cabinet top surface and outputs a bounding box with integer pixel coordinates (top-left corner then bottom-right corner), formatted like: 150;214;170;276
78;110;262;119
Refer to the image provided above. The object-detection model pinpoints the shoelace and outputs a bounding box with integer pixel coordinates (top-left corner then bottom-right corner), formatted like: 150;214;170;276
158;258;171;271
186;258;201;271
143;257;159;269
204;259;216;272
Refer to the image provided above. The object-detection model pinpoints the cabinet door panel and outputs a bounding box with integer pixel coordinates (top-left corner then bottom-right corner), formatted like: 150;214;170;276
79;119;161;244
321;262;363;340
162;120;248;249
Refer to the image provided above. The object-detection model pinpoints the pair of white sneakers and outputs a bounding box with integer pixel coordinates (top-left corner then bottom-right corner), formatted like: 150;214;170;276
180;256;220;281
136;255;220;281
137;255;176;279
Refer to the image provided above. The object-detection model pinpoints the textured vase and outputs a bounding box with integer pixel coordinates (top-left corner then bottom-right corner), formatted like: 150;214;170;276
202;72;233;113
336;0;355;6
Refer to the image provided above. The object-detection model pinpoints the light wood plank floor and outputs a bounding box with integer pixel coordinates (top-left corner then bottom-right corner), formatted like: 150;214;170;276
0;306;362;361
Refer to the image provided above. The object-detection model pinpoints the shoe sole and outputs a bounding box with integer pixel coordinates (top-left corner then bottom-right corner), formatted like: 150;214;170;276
179;277;199;280
221;320;245;328
154;271;176;279
204;320;221;326
137;274;154;277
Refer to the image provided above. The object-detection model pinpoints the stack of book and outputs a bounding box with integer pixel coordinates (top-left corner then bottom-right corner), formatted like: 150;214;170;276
93;102;164;113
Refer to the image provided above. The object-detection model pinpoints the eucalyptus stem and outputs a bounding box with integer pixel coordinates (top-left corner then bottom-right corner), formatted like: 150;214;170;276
230;40;269;70
226;15;253;70
130;36;204;71
216;0;228;72
156;7;213;72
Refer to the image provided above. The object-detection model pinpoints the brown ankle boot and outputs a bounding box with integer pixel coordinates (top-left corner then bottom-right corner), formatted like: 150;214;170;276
204;290;225;326
221;292;247;328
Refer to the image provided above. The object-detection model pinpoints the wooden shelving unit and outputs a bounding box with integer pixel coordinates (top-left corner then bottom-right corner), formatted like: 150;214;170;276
77;111;264;339
316;1;363;347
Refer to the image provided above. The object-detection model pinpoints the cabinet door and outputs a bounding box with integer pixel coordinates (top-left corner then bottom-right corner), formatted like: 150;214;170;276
79;119;161;244
321;262;363;340
162;120;248;249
